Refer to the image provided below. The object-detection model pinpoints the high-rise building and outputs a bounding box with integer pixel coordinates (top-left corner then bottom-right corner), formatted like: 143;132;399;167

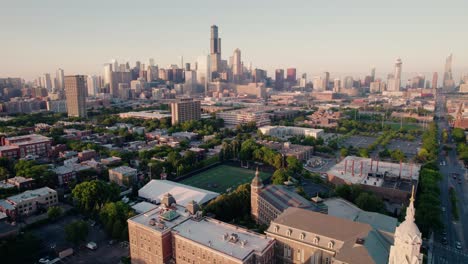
56;68;65;90
252;69;267;83
210;25;222;74
103;63;113;89
170;98;201;125
183;71;197;95
443;53;455;90
286;68;296;83
333;78;341;92
322;72;330;90
371;67;376;82
110;71;132;97
87;75;99;96
232;48;242;83
196;55;210;95
43;73;52;90
275;69;284;90
65;75;87;118
432;72;438;89
393;58;402;91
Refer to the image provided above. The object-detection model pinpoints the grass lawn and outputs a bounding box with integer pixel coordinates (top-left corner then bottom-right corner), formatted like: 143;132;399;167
180;165;271;193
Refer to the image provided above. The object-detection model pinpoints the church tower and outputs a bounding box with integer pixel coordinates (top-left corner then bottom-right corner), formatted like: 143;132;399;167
389;186;423;264
251;167;263;223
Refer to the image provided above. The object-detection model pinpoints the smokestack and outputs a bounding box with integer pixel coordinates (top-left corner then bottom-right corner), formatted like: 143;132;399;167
345;160;348;173
352;160;355;176
360;161;363;176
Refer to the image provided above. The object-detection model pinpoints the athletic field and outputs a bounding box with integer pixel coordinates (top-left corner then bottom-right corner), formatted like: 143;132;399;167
180;165;271;193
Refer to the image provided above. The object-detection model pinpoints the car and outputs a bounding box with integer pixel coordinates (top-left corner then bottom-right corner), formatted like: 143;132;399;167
442;207;446;212
86;242;98;250
442;237;448;245
38;258;50;264
456;241;462;250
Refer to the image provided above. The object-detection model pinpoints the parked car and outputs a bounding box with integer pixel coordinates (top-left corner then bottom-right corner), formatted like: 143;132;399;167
86;242;97;250
456;241;462;250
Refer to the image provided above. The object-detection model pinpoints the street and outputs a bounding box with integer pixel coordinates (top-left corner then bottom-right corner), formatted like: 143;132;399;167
430;94;468;264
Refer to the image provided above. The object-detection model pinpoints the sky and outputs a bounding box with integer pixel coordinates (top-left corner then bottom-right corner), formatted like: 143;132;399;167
1;0;467;81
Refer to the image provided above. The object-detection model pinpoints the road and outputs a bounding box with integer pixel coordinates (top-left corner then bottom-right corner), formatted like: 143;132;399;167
430;94;468;264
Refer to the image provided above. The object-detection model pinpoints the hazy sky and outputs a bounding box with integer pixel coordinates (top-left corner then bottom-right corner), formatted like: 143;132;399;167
1;0;467;81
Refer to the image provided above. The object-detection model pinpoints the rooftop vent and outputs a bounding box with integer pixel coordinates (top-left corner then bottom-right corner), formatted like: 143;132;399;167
229;233;239;244
149;218;157;226
355;238;365;245
240;240;248;247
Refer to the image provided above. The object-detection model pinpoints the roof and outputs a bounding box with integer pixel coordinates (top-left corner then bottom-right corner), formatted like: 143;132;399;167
131;201;158;214
324;198;397;233
138;180;219;207
259;185;317;212
7;187;56;204
172;218;274;261
128;205;190;234
109;166;137;176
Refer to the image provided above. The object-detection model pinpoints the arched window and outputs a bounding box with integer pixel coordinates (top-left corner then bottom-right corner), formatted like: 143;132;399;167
274;225;279;232
300;233;306;240
313;236;320;245
287;229;292;236
328;241;335;249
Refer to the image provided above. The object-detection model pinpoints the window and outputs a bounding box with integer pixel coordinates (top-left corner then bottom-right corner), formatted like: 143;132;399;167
287;229;292;236
297;249;301;260
313;236;320;245
300;233;305;240
328;241;334;249
274;225;279;232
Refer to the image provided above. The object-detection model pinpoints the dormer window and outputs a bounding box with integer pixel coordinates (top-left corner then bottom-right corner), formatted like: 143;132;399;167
313;237;319;245
328;241;334;249
274;225;279;232
287;229;292;237
300;233;306;240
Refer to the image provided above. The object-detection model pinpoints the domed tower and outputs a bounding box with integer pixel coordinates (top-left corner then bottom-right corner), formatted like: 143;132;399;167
251;167;263;223
389;186;423;264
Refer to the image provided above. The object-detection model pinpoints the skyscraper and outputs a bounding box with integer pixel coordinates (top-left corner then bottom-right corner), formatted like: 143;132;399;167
210;25;222;75
370;67;376;82
56;68;65;90
443;54;455;90
43;73;52;90
390;58;402;91
322;72;330;90
275;69;284;90
196;55;210;95
103;63;113;89
432;72;438;89
232;48;242;83
65;75;87;118
87;75;99;96
286;68;296;84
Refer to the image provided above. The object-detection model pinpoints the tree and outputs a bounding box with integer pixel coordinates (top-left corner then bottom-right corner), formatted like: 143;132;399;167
203;184;251;223
47;206;62;220
340;148;349;157
452;128;465;143
355;192;385;212
390;149;406;162
272;169;288;185
65;220;89;245
72;180;120;214
112;220;124;239
0;167;8;183
286;156;302;175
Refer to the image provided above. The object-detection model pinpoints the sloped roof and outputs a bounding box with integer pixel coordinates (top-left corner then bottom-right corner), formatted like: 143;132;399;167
138;180;219;207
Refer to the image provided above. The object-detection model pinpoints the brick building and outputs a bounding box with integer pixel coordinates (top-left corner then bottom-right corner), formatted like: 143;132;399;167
0;134;51;159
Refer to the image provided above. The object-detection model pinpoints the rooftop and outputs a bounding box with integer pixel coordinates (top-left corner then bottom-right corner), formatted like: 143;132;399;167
139;180;219;207
173;218;274;261
109;166;137;175
7;187;56;204
259;185;319;212
128;205;190;234
327;156;420;189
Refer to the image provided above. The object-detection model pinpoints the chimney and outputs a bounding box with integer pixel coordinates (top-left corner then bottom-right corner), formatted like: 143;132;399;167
360;161;363;176
352;160;355;176
370;159;373;171
344;160;348;173
399;161;402;177
376;160;379;172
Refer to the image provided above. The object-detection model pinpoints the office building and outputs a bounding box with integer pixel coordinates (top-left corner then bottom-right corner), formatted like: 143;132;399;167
87;75;99;96
170;98;201;125
443;53;455;90
432;72;438;90
210;25;222;74
65;75;87;118
275;69;285;90
196;55;210;94
43;73;53;90
0;187;58;219
103;63;113;88
391;58;402;91
216;108;271;127
259;126;324;139
371;67;376;82
110;71;132;97
55;68;65;90
232;48;242;83
252;69;267;83
286;68;296;83
183;70;197;95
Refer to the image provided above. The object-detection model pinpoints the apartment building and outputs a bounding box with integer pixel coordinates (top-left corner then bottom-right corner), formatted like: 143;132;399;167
0;134;52;159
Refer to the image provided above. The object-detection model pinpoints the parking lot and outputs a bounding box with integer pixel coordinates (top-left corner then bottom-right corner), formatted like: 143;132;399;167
341;136;377;149
32;215;129;264
386;139;421;158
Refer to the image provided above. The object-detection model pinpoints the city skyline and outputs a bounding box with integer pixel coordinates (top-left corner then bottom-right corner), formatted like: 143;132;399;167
1;0;468;81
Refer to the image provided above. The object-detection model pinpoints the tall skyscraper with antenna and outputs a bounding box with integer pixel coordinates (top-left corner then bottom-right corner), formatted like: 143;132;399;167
443;53;455;90
210;25;221;76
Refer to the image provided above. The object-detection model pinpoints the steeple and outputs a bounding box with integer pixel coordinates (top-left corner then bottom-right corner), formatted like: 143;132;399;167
388;185;423;264
251;167;263;188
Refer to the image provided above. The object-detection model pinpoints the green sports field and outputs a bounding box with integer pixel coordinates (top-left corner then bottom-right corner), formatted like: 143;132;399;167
180;165;271;193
